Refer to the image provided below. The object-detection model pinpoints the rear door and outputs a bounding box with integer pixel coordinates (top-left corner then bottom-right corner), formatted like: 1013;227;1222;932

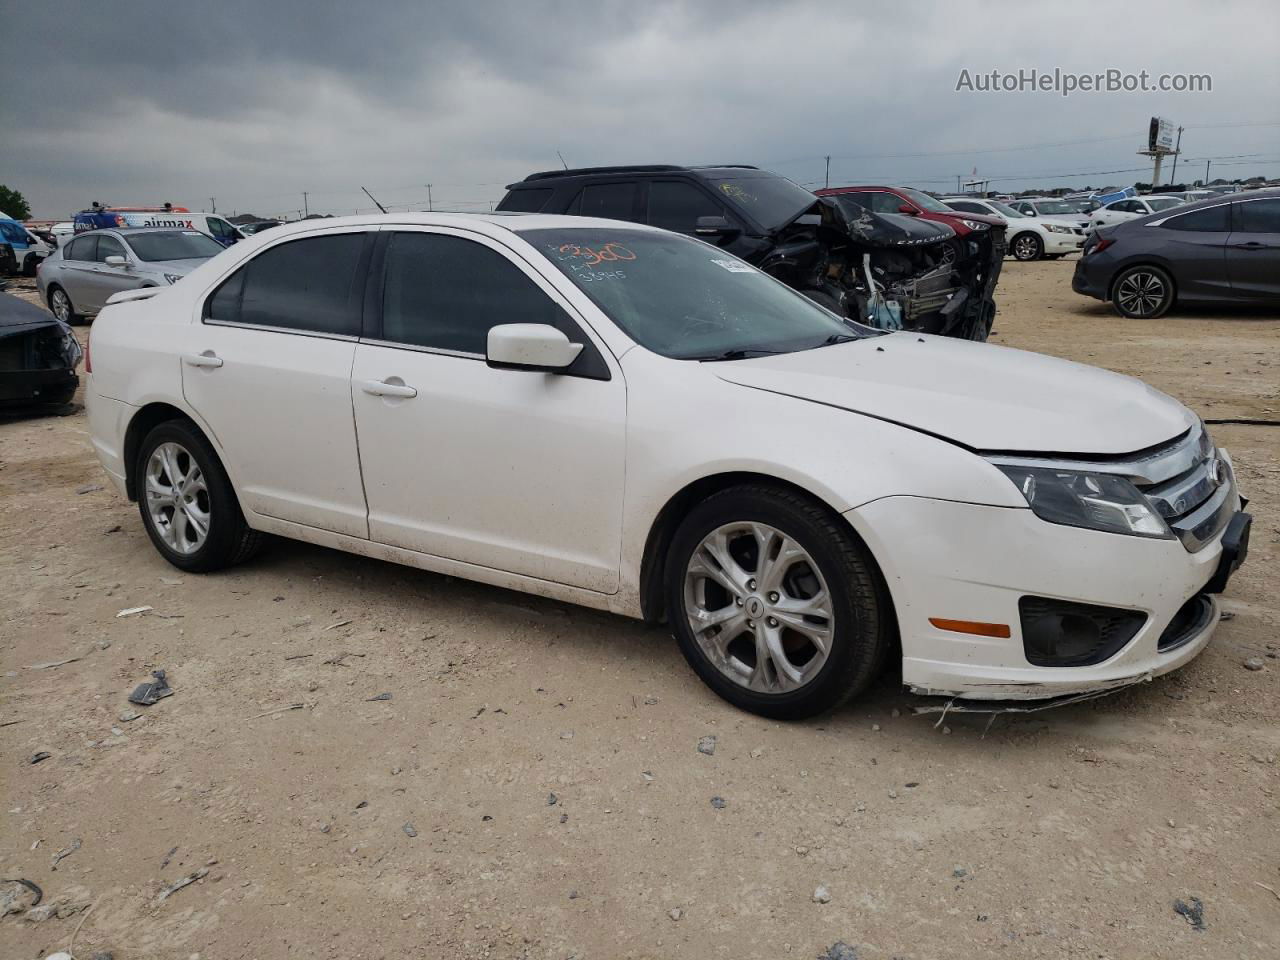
58;234;99;308
181;228;373;537
1225;197;1280;300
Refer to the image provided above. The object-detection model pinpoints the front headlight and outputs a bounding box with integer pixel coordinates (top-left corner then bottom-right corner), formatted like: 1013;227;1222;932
1044;224;1072;234
961;219;990;231
164;273;182;285
995;465;1173;539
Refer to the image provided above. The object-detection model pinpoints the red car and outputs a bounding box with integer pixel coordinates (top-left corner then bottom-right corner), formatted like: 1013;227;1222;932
816;185;1005;237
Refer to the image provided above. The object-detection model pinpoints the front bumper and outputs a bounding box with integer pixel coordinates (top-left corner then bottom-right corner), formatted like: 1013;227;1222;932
846;483;1244;700
1043;232;1084;255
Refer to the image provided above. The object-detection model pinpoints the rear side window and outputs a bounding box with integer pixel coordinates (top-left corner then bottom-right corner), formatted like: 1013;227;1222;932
497;188;553;213
1163;205;1230;232
1236;198;1280;233
579;182;639;221
646;181;729;234
66;235;97;261
205;233;367;336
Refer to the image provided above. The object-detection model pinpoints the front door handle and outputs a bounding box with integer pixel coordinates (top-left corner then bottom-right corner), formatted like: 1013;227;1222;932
360;379;417;399
1231;241;1271;250
183;352;223;368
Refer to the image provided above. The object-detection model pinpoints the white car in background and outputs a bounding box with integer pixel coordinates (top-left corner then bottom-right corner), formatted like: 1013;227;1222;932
942;197;1086;261
83;213;1250;719
1091;195;1186;228
1006;198;1093;232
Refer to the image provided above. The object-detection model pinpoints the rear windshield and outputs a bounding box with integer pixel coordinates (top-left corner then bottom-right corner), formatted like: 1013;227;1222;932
703;175;816;230
125;230;224;262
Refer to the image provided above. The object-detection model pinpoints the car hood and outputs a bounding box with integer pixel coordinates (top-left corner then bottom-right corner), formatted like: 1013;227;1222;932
713;334;1195;455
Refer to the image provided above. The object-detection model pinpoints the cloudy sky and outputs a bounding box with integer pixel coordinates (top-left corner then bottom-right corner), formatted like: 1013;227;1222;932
5;0;1277;219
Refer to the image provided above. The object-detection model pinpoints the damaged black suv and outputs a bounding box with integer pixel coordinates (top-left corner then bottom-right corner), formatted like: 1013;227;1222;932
497;165;1005;340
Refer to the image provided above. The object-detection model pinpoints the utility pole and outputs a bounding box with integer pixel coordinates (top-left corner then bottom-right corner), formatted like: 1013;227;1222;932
1204;160;1211;185
209;197;216;213
302;192;309;217
956;174;962;193
824;156;830;189
1169;126;1184;184
426;184;433;211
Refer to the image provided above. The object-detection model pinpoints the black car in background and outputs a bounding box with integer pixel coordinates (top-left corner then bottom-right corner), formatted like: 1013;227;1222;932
498;165;1005;340
1074;189;1280;318
1;291;81;408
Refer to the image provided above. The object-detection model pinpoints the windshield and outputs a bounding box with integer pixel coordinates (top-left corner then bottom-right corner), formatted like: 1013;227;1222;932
124;230;224;262
704;175;817;230
1031;200;1077;215
897;187;954;213
522;227;869;360
987;201;1026;218
1147;197;1183;211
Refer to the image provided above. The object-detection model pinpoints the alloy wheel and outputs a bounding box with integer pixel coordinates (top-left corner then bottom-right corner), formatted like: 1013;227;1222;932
51;288;71;323
683;521;833;694
145;442;211;555
1013;235;1040;260
1115;271;1166;317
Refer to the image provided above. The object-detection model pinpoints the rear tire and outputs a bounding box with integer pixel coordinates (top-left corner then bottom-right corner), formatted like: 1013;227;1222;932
1111;265;1174;319
135;419;265;572
665;484;891;719
1011;232;1044;261
48;285;82;326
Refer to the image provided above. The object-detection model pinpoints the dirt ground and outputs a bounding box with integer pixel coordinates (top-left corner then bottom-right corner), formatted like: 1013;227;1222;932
3;260;1278;960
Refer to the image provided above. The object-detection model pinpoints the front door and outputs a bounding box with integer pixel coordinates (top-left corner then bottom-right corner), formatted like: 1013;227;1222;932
351;227;626;593
81;234;141;311
1226;198;1280;300
181;229;373;538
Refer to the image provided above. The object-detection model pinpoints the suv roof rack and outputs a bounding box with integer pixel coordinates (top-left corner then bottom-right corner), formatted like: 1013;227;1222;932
521;165;687;182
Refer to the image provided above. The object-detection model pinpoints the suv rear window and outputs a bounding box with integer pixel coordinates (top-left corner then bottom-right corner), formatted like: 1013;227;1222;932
497;188;553;213
575;182;639;221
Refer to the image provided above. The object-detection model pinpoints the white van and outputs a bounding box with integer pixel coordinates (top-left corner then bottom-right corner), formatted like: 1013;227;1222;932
111;212;246;247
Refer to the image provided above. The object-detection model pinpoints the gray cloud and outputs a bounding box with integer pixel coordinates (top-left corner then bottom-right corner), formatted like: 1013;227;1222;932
4;0;1277;218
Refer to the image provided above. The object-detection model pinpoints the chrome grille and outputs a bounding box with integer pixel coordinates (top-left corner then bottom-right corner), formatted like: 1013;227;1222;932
1132;427;1234;552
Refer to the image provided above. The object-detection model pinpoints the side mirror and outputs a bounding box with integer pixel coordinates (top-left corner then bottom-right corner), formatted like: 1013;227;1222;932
898;204;918;215
104;255;129;268
695;215;739;238
1024;209;1037;216
486;323;583;373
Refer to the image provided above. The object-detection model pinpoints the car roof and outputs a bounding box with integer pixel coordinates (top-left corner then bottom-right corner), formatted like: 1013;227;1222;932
224;212;670;239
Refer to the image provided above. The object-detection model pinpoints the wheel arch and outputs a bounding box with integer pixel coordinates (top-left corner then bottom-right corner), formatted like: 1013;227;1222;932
122;402;209;501
636;470;894;627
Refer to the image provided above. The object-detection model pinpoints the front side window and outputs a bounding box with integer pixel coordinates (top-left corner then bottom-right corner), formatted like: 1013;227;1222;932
96;235;126;262
646;181;731;234
127;230;224;262
381;232;563;354
1236;198;1280;233
855;191;904;214
524;227;868;360
206;233;366;336
1162;205;1230;232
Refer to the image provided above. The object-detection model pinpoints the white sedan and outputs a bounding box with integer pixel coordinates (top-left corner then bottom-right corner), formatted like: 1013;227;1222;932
942;197;1086;261
1091;195;1186;228
84;214;1250;718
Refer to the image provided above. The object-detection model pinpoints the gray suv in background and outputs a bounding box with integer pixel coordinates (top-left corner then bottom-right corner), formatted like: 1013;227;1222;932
1073;190;1280;318
37;227;225;324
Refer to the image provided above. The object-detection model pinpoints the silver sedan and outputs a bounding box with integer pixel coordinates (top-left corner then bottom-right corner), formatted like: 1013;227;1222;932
38;227;225;324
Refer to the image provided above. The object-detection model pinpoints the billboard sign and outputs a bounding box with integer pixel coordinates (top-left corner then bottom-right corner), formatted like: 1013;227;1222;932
1148;117;1176;153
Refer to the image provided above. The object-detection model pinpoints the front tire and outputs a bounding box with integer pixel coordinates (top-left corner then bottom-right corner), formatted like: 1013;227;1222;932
1011;232;1044;261
1111;265;1174;319
135;419;265;572
665;485;891;719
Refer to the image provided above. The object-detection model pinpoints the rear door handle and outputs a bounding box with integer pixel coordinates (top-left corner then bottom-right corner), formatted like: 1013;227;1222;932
183;352;223;368
1232;241;1272;249
360;379;417;399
